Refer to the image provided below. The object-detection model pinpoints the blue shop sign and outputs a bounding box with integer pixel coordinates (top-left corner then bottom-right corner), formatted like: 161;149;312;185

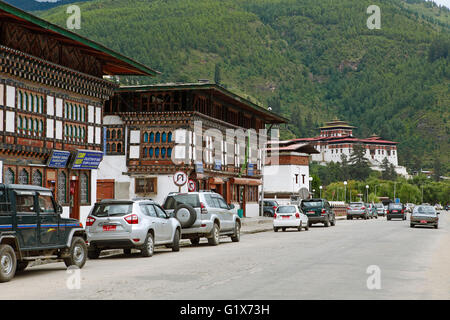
195;162;204;173
214;159;222;171
47;150;71;168
71;150;103;170
248;163;254;176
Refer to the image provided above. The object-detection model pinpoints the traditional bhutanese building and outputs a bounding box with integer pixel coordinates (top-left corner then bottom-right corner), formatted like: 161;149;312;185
263;142;319;204
97;82;287;217
285;119;408;176
0;1;157;223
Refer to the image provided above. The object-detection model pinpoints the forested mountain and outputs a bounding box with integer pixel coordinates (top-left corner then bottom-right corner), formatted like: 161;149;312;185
10;0;450;174
3;0;91;11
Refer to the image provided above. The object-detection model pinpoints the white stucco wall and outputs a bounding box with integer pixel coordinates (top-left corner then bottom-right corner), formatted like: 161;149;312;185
264;164;310;194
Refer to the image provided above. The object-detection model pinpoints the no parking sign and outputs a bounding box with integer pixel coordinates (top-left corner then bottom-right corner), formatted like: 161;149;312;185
187;179;196;192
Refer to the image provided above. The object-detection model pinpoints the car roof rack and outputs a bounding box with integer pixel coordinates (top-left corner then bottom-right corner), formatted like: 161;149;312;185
132;197;154;201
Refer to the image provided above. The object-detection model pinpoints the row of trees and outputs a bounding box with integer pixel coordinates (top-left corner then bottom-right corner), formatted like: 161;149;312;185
316;175;449;205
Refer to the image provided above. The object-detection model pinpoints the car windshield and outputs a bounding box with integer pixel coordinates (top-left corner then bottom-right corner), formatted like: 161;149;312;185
301;201;322;208
277;206;296;213
163;194;200;209
350;202;364;207
374;204;383;208
91;203;133;217
389;204;402;209
413;206;436;215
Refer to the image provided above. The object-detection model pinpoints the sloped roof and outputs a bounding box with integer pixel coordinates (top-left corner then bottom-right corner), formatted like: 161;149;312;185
0;1;159;76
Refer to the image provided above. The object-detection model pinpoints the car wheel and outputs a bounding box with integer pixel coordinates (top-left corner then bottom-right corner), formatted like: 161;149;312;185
273;227;278;232
282;227;286;232
190;237;200;246
324;218;330;227
410;224;414;228
297;221;302;232
140;233;154;257
435;225;438;229
305;223;309;231
331;217;336;226
63;237;87;269
231;222;241;242
208;223;220;246
264;211;271;217
0;244;16;283
123;249;132;255
172;229;180;252
16;261;28;272
88;248;101;259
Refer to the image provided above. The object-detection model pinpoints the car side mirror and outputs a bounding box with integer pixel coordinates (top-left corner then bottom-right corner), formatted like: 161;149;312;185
57;205;63;214
228;204;235;210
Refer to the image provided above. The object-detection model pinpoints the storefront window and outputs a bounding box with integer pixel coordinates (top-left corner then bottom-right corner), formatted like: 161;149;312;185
32;170;42;186
18;169;29;185
80;173;89;204
5;168;14;184
58;172;67;204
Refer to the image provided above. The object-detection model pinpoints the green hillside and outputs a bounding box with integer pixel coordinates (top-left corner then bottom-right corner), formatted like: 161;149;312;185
37;0;449;174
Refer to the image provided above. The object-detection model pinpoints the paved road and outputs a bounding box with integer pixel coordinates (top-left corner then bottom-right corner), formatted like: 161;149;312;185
1;211;449;300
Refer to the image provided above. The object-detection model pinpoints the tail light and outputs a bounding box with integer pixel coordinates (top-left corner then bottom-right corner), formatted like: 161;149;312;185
321;209;327;215
387;210;390;214
361;207;366;210
274;213;277;219
347;207;351;210
273;206;277;210
86;216;96;227
295;213;300;219
124;214;139;224
401;209;404;214
200;202;208;214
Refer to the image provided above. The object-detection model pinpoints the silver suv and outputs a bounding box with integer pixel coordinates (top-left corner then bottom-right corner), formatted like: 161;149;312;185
162;191;241;246
85;199;181;258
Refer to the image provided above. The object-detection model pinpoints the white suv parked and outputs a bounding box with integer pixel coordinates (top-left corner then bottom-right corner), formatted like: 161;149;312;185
86;199;181;258
162;191;241;246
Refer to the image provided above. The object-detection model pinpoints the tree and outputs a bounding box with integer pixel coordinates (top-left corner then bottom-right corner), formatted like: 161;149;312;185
214;63;221;85
349;144;371;180
433;158;442;181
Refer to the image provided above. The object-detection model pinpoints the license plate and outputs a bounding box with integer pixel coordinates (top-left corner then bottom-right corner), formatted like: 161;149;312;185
393;210;398;213
282;216;290;219
420;220;427;223
103;225;117;231
308;211;315;214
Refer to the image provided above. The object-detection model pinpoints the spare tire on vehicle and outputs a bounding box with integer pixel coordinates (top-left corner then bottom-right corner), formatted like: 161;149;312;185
174;204;197;228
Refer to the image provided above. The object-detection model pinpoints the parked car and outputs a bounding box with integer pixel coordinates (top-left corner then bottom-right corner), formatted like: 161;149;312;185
387;203;406;220
300;198;335;227
261;200;279;217
346;202;369;220
434;203;443;211
374;203;385;216
162;191;241;246
366;203;378;219
86;199;181;258
0;184;87;283
273;205;309;232
410;205;438;229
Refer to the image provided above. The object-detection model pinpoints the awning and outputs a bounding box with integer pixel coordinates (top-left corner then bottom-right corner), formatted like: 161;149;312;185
230;177;262;186
208;177;224;185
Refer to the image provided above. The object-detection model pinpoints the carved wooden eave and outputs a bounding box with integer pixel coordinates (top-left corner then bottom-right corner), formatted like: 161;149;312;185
0;45;118;100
